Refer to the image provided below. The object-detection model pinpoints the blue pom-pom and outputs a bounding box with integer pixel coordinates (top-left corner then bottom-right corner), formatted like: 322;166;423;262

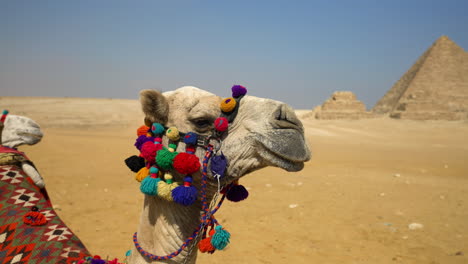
140;176;160;196
172;185;198;206
211;153;227;178
149;167;159;174
183;132;198;145
2;110;8;115
226;184;249;202
211;225;230;250
151;123;165;135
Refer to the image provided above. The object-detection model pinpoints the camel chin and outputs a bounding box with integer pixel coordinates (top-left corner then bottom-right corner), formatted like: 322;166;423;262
256;129;310;172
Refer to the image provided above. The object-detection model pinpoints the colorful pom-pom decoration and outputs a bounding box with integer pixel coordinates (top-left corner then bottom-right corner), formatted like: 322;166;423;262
157;174;179;201
198;236;216;253
210;152;227;178
172;176;198;206
125;155;146;173
137;125;150;136
168;143;177;152
23;206;47;226
151;123;165;135
135;167;150;182
214;117;229;132
166;127;180;141
173;152;201;175
211;225;230;250
140;141;163;163
134;135;154;150
140;168;161;196
231;85;247;98
183;132;198;145
220;97;237;113
226;180;249;202
155;148;177;171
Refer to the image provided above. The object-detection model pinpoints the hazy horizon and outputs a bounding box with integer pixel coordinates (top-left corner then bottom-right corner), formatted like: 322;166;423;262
1;0;467;110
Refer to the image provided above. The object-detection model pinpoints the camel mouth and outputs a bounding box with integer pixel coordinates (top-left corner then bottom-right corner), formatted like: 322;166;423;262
255;129;311;172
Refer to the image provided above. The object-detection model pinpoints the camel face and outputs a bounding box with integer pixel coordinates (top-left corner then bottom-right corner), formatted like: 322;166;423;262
1;114;43;148
141;86;311;180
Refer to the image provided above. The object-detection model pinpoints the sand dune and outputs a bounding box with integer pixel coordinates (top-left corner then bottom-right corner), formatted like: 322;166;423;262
1;97;467;263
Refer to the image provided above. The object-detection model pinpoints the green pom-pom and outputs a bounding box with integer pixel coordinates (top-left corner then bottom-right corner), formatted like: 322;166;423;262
140;176;160;196
2;110;8;115
211;225;230;250
156;148;177;170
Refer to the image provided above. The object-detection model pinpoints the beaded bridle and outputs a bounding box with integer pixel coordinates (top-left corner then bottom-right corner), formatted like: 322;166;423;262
125;85;249;262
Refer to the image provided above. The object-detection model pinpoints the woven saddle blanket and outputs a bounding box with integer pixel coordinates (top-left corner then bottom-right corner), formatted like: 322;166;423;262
0;165;91;264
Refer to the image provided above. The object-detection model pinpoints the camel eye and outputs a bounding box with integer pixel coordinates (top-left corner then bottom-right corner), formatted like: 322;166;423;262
191;118;213;131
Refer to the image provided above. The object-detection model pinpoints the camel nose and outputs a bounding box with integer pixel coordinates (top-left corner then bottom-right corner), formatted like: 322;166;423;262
272;104;303;131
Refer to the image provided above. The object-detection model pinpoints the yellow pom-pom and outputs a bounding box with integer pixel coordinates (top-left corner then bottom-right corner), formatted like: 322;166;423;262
166;127;180;141
157;174;179;201
220;97;237;113
135;167;149;182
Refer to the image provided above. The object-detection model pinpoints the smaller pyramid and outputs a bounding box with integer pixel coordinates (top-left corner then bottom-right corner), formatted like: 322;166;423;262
315;91;375;119
372;36;468;120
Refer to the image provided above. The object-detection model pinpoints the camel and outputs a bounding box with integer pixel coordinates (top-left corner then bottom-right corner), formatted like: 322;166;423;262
126;86;311;263
0;111;45;188
0;85;311;264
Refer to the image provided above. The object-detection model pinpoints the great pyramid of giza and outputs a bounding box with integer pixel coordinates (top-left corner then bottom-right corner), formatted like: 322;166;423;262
372;36;468;120
314;91;375;119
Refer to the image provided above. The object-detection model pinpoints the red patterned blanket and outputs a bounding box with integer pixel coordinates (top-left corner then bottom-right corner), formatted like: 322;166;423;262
0;165;91;263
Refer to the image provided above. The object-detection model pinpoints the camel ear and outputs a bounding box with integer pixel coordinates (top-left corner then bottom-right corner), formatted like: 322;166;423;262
140;90;169;125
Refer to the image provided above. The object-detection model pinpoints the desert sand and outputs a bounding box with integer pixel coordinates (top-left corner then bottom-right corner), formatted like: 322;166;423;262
1;97;467;264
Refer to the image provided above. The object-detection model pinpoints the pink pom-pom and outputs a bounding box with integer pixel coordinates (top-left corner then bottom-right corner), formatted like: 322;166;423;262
140;142;163;162
173;152;201;175
214;117;229;132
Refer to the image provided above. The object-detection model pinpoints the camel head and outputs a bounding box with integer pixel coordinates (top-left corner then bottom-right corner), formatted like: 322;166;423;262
140;86;311;184
1;113;43;148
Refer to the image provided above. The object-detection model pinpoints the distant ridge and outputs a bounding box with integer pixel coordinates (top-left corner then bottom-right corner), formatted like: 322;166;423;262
373;36;468;120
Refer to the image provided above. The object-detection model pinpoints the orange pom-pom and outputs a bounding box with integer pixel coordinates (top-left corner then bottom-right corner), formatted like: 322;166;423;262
220;97;237;113
137;125;150;136
173;153;200;175
198;237;216;253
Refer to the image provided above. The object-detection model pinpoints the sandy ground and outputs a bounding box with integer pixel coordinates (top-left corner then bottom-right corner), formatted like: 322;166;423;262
1;96;468;264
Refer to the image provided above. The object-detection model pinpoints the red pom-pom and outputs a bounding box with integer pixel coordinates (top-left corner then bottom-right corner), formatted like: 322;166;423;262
214;117;228;132
173;153;200;174
198;237;216;253
137;125;150;136
140;142;163;162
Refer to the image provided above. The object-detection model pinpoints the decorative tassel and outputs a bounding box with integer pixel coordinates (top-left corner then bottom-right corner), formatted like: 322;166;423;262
140;167;160;196
211;225;230;250
151;123;165;135
134;135;154;150
157;173;179;201
135;166;150;182
140;141;162;163
226;180;249;202
137;125;150;136
172;176;198;206
125;155;146;173
210;152;227;178
173;152;200;175
156;148;177;171
231;85;247;98
23;206;47;226
199;228;216;254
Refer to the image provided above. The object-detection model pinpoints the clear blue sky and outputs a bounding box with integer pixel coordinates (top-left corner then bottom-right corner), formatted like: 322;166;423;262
1;0;467;109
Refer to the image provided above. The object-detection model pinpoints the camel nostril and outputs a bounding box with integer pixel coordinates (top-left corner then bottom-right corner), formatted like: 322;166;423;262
272;105;303;130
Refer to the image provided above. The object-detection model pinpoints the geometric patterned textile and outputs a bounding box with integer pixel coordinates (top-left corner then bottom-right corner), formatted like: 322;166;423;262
0;165;91;264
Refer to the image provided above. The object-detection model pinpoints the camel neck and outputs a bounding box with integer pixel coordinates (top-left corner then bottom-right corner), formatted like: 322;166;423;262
131;195;202;263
